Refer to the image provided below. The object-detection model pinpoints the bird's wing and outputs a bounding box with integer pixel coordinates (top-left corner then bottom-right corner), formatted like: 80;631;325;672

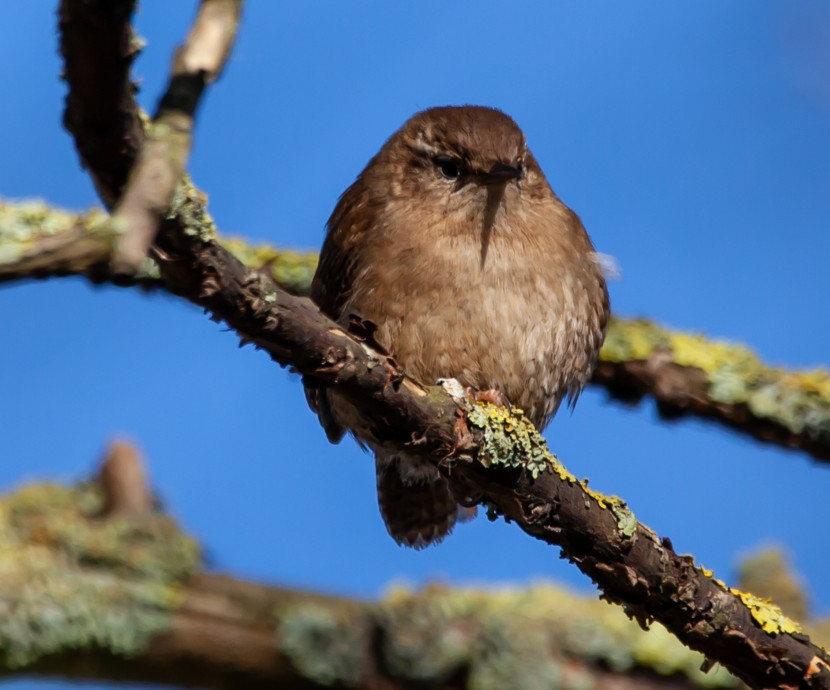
303;173;374;443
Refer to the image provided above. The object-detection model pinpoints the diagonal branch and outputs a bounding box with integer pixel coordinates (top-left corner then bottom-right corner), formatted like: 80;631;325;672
2;198;829;463
594;319;830;461
52;4;830;688
0;199;317;294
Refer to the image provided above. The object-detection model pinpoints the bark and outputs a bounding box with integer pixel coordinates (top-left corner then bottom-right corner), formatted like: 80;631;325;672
58;0;143;208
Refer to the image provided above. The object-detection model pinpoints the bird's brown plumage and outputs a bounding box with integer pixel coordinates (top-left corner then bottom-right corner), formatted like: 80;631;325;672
306;106;609;547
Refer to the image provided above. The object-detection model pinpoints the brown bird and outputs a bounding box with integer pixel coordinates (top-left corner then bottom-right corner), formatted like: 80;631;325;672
306;106;609;548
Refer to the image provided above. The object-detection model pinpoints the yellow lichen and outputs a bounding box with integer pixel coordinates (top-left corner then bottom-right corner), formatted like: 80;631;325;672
600;318;830;445
222;236;318;296
698;565;802;635
669;333;760;377
785;369;830;398
730;588;802;635
600;318;670;362
697;565;730;591
580;482;638;537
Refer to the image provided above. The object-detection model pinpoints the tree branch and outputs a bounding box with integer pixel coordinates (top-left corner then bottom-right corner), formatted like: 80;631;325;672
2;198;828;463
0;443;745;690
108;0;243;273
49;3;830;688
0;199;316;293
56;0;830;464
595;320;830;461
58;0;143;208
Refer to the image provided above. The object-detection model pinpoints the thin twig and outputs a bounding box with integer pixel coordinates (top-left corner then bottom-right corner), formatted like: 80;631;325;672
97;440;153;517
109;0;244;274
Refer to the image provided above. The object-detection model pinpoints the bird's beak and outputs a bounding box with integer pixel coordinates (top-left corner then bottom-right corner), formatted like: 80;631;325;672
479;162;523;184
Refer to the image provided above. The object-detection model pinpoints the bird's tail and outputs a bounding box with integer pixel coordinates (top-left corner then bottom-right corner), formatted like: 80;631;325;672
375;453;463;548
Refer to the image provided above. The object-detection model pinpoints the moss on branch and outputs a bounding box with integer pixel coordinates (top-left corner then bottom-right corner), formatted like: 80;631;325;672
598;318;830;459
0;479;200;668
0;474;741;689
0;198;315;295
0;469;815;690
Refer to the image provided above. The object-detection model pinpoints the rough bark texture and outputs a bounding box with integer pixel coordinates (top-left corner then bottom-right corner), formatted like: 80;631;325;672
58;0;143;207
14;202;823;688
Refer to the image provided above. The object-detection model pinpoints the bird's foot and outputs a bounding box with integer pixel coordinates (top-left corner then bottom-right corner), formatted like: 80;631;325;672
471;387;511;408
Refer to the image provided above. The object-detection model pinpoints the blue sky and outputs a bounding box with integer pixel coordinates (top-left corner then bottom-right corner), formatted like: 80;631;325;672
1;3;830;686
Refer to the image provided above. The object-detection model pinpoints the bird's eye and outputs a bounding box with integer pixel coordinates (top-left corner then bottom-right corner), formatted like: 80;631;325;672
435;156;462;180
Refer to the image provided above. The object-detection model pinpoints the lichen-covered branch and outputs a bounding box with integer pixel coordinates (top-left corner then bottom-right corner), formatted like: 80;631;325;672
2;197;828;463
596;320;830;461
0;202;114;281
6;445;830;690
0;199;315;294
52;3;830;688
55;2;830;465
0;443;742;690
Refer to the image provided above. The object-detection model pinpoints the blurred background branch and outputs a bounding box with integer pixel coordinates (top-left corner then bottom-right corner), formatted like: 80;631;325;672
9;439;825;690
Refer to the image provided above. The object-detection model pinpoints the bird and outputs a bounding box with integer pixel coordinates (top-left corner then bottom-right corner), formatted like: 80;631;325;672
305;105;609;548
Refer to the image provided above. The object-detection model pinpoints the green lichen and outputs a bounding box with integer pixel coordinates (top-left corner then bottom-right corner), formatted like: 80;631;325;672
0;197;318;294
376;586;477;682
222;236;318;297
282;582;715;689
0;200;114;268
0;200;101;242
378;584;737;689
167;176;217;243
467;402;564;480
576;479;638;535
467;402;637;535
600;318;830;446
0;480;201;669
277;603;368;686
609;499;637;537
469;613;563;690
